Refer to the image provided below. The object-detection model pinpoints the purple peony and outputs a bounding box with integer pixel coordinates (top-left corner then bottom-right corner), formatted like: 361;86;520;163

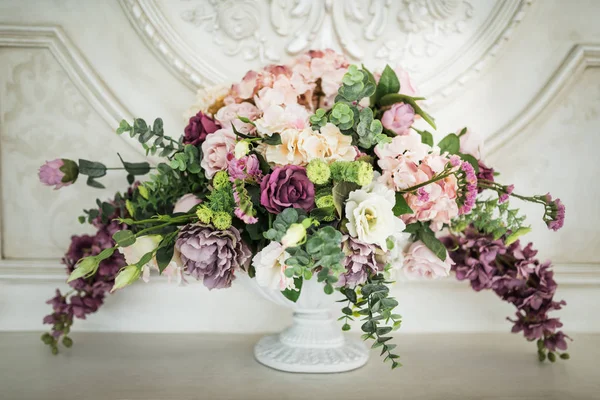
338;236;385;286
260;165;315;214
183;111;220;146
175;223;251;290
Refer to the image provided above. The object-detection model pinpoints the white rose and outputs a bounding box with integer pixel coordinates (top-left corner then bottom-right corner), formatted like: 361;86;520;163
252;242;296;291
345;181;405;248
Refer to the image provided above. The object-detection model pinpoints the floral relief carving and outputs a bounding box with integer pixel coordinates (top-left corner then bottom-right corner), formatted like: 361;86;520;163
181;0;280;62
377;0;474;63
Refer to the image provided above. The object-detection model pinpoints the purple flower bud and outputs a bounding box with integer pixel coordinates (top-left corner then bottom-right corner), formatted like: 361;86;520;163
39;158;78;189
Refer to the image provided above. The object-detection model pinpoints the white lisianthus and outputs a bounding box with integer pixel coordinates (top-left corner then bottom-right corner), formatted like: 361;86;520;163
252;242;296;291
119;235;162;264
345;181;405;248
385;232;411;272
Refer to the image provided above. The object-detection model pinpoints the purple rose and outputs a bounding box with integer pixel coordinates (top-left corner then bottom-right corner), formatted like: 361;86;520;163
260;165;315;214
183;111;220;146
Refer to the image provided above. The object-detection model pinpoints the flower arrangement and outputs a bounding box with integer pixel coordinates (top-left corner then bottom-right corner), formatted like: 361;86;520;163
39;49;568;368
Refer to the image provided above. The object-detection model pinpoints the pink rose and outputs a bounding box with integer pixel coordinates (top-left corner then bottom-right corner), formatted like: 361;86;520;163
402;240;453;280
395;67;418;97
200;129;236;178
458;128;484;160
173;194;202;213
381;103;415;135
215;102;260;135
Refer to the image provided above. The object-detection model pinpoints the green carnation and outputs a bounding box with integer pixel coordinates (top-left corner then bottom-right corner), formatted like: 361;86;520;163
306;159;331;185
315;194;334;209
212;211;232;230
196;206;213;224
212;171;230;190
355;161;373;187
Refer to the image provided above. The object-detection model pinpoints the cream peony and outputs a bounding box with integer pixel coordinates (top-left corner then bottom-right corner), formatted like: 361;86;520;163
254;103;310;137
184;84;230;119
401;240;453;280
345;181;405;248
264;124;357;166
252;242;295;291
200;128;237;178
264;127;306;166
318;123;357;162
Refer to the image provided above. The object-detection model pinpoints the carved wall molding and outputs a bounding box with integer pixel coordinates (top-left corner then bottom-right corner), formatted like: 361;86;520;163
487;43;600;153
119;0;532;108
0;25;137;279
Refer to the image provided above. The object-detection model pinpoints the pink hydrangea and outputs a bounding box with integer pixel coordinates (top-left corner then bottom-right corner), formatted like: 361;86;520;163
381;103;415;135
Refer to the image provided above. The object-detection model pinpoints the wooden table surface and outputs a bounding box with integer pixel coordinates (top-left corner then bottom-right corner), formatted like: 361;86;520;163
0;332;597;400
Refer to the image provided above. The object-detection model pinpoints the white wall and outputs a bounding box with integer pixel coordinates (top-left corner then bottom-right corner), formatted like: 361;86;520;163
0;0;599;334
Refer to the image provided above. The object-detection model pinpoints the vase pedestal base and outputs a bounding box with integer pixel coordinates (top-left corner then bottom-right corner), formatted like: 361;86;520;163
253;312;369;373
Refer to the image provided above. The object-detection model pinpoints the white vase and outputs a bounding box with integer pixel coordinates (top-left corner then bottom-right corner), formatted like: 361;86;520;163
243;275;369;373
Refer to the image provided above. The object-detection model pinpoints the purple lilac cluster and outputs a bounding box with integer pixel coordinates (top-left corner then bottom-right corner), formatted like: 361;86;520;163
450;155;477;215
443;227;570;361
41;196;129;353
542;193;566;231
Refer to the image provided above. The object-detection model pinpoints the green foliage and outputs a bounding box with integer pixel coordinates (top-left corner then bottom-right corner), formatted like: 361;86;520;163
453;198;530;243
117;118;181;157
169;145;201;174
264;208;307;242
309;108;328;130
336;65;376;103
330;103;355;130
437;133;460;155
340;274;402;369
281;278;303;302
374;65;400;104
404;222;447;261
356;107;384;148
112;230;136;247
332;181;360;218
392;192;413;216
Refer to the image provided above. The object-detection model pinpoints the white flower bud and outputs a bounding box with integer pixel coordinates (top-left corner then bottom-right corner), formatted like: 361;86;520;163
234;140;251;159
281;223;307;248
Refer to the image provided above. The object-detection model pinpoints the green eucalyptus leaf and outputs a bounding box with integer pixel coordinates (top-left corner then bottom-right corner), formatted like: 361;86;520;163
78;159;107;178
113;230;136;247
